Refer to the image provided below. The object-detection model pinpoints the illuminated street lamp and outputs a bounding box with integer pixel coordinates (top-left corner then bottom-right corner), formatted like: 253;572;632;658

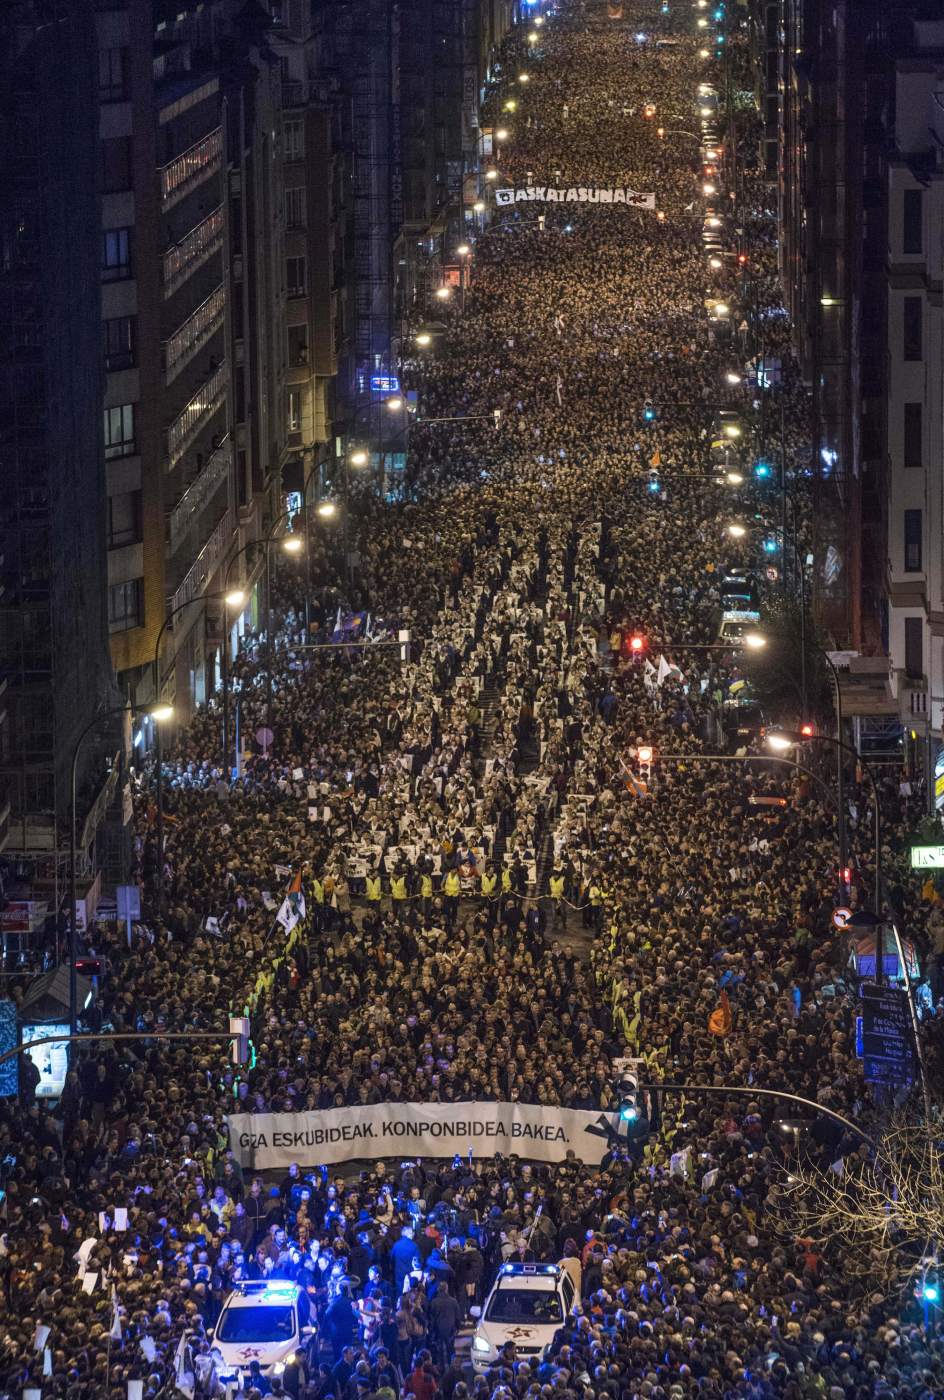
317;500;337;519
350;449;369;467
725;471;744;485
282;534;303;555
727;522;747;539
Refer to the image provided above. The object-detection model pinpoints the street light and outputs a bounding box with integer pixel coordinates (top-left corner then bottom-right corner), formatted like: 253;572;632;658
70;702;174;1033
386;396;404;411
725;471;744;485
282;535;304;555
434;286;451;301
317;500;337;519
485;169;498;181
495;129;509;142
415;333;432;347
765;728;882;920
350;449;369;467
727;523;747;538
473;200;485;213
725;371;741;385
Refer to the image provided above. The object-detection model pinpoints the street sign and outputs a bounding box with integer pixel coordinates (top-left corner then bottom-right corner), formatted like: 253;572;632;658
859;985;915;1085
370;375;400;394
910;845;944;869
116;885;141;921
832;906;852;929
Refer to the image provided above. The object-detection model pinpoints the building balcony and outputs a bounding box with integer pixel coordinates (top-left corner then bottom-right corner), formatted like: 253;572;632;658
160;128;222;212
167;508;234;617
162;205;223;299
166;360;227;470
166;435;231;555
164;284;225;385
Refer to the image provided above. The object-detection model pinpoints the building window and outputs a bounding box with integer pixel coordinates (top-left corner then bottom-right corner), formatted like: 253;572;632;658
107;578;143;633
107;491;141;549
905;616;923;680
904;508;922;573
284;119;304;162
103;403;136;459
903;188;923;256
102;227;132;281
101;136;133;194
284;186;306;228
104;315;136;371
288;323;309;366
903;402;922;469
286;256;306;297
287;388;302;433
98;47;128;101
903;296;922;361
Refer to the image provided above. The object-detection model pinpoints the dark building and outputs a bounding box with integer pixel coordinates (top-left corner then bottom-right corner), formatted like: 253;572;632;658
0;3;118;902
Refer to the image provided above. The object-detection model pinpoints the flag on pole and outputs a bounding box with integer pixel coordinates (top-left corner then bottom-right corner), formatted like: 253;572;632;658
624;771;648;798
708;989;733;1037
656;653;672;686
110;1284;123;1342
174;1330;195;1399
649;449;661;468
288;870;306;923
555;374;563;406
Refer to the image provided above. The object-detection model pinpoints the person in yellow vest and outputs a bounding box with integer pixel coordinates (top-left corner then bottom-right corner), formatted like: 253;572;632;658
480;863;498;930
366;869;383;911
588;881;603;933
310;874;324;932
390;869;408;919
501;865;512;897
549;867;566;930
443;867;461;929
420;867;434;917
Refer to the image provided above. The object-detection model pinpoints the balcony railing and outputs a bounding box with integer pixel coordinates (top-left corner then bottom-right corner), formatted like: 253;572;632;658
160;128;222;210
166;360;226;469
162;206;223;298
168;509;233;616
164;284;225;384
166;435;231;555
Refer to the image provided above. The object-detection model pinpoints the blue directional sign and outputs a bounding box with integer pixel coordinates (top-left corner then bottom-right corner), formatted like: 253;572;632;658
859;985;915;1086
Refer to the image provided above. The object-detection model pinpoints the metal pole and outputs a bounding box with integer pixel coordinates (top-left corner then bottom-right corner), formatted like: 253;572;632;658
221;606;231;777
265;543;273;737
155;719;164;908
303;459;313;637
69;742;79;1037
821;653;847;899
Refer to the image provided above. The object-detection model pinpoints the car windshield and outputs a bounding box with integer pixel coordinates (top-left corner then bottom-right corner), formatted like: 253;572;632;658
217;1305;295;1344
486;1288;562;1324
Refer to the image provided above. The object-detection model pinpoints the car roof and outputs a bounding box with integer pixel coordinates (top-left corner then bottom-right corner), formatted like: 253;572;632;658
493;1264;563;1289
224;1282;300;1308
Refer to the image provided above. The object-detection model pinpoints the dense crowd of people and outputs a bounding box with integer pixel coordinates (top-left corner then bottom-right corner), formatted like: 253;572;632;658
2;1;943;1397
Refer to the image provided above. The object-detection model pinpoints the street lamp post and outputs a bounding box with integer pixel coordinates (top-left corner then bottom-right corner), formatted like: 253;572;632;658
151;590;244;903
221;518;303;771
70;703;173;1034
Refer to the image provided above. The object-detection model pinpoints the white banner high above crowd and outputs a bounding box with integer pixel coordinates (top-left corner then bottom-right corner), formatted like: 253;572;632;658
228;1101;613;1171
495;186;656;209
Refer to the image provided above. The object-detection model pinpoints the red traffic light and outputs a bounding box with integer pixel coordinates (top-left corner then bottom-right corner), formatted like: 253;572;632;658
840;867;853;887
627;634;646;654
799;722;815;737
737;253;748;266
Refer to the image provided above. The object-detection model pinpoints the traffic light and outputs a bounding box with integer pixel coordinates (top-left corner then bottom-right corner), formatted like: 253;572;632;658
656;126;665;138
840;866;853;890
229;1015;251;1066
642;400;656;422
799;722;815;737
617;1070;639;1122
738;253;748;266
924;1282;940;1303
647;471;661;493
626;633;646;657
754;462;771;479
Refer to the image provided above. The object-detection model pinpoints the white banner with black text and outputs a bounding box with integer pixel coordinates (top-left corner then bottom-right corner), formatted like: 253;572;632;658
227;1101;614;1170
495;187;656;209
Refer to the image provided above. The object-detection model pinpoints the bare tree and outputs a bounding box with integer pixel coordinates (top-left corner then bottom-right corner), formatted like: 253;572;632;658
776;1119;944;1295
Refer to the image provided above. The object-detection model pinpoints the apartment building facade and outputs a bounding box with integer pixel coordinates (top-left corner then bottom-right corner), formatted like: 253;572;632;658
0;1;118;895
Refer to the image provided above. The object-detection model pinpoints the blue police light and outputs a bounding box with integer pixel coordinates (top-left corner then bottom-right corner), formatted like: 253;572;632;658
924;1283;940;1303
754;462;771;479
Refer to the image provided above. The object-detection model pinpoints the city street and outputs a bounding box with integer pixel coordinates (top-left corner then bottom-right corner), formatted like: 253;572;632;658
2;1;943;1398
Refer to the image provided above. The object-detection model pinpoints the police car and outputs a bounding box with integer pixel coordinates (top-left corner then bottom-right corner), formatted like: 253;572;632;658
470;1263;576;1372
212;1280;312;1394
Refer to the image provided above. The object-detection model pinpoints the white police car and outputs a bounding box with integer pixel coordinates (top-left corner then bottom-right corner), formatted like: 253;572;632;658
212;1280;312;1393
470;1263;576;1372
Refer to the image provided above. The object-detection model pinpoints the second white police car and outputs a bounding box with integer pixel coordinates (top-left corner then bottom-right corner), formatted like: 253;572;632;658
470;1263;577;1372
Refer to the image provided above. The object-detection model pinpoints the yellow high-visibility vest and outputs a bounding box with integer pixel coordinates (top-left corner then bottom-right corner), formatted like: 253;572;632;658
444;871;461;898
311;879;324;905
589;885;602;907
501;868;512;893
481;872;497;897
391;876;407;901
366;875;382;902
550;875;565;900
421;874;433;899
